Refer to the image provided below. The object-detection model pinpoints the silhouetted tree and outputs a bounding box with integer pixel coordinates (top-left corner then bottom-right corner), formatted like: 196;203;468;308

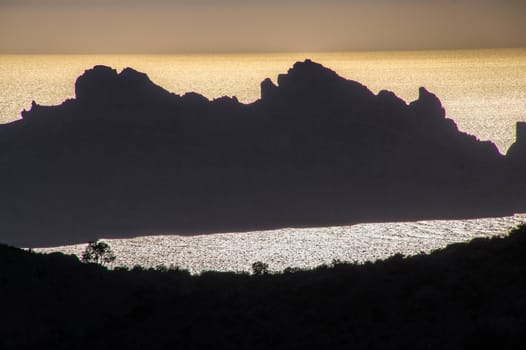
251;261;269;275
81;240;116;266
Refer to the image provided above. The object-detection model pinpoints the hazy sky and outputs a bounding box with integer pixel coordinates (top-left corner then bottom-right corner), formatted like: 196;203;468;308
1;0;525;53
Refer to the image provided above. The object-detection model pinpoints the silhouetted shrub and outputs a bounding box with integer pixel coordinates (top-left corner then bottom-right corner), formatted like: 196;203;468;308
251;261;269;275
132;264;145;272
81;240;116;266
155;264;168;272
283;266;302;274
114;266;129;272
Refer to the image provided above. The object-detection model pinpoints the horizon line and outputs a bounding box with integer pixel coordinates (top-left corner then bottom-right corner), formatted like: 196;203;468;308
2;47;526;56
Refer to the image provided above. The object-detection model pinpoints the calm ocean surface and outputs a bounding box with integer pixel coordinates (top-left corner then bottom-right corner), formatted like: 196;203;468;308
2;50;526;271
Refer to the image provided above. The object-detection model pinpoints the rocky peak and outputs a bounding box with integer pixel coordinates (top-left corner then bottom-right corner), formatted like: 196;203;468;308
74;65;172;105
74;65;120;102
517;121;526;142
506;121;526;162
260;78;278;100
276;59;341;89
259;59;373;105
409;87;445;120
119;67;153;87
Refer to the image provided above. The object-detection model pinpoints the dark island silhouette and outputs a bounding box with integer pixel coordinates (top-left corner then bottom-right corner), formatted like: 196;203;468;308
0;59;525;247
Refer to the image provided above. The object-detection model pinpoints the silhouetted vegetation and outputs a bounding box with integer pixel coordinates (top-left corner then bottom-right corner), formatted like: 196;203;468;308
80;240;116;266
251;261;269;275
1;223;526;349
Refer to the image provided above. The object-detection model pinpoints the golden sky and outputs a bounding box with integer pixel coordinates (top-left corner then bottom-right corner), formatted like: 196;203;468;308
1;0;525;53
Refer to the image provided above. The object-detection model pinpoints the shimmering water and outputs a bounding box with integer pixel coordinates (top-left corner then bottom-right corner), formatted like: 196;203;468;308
36;214;526;274
1;49;526;152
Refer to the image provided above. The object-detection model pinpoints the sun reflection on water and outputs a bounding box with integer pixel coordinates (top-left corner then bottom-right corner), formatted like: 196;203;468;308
36;214;526;274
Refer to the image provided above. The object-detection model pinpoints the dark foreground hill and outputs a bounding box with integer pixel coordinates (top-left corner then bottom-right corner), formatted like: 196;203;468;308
1;224;525;349
0;60;525;246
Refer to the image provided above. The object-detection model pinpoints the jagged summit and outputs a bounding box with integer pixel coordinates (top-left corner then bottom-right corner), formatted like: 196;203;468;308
75;65;173;105
260;59;373;104
507;121;526;162
277;59;341;87
0;60;524;247
408;87;445;120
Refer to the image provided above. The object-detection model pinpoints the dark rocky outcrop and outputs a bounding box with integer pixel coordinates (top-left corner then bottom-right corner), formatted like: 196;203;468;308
507;122;526;163
0;60;524;247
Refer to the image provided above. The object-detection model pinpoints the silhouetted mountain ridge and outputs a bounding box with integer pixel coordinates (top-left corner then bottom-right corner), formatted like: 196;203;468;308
0;59;524;247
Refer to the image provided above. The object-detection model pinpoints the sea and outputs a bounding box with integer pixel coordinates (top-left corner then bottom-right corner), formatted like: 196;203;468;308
1;49;526;273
